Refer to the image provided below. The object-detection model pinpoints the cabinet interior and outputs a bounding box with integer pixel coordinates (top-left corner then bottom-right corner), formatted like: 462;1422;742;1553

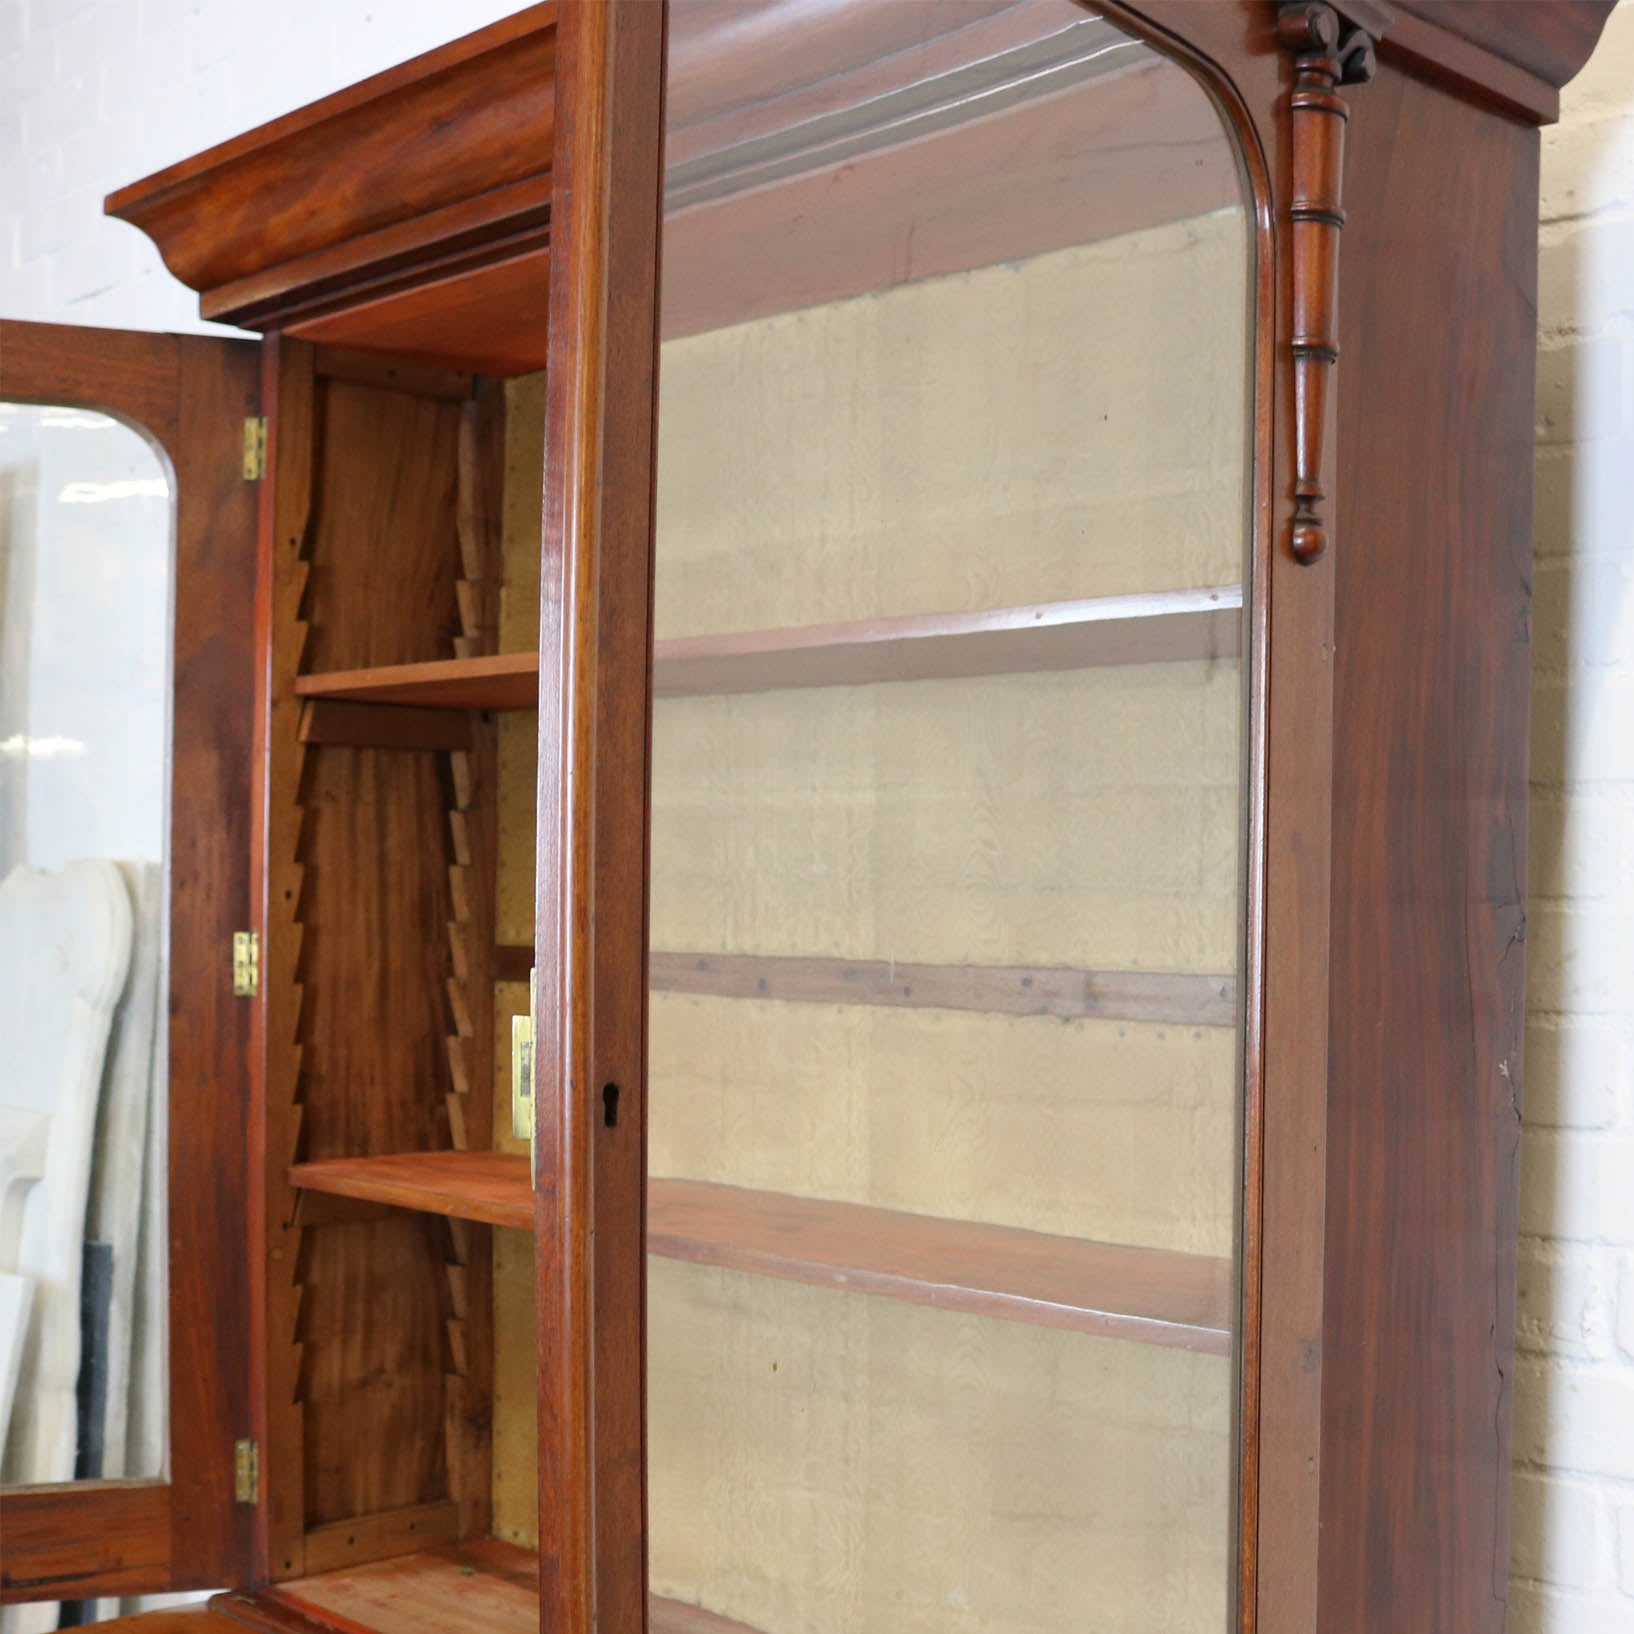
119;4;1256;1631
270;188;1249;1634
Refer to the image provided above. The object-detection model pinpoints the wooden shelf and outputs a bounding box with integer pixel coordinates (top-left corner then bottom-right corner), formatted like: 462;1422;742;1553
650;1178;1232;1354
222;1540;766;1634
294;650;539;710
287;1156;1231;1354
289;1151;534;1230
654;585;1242;696
292;585;1243;716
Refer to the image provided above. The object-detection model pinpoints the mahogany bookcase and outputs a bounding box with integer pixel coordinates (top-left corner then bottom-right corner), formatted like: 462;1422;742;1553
0;4;1613;1633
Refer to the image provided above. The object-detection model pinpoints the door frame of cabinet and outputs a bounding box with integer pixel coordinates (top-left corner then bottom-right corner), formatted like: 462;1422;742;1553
1091;10;1331;1630
530;3;1609;1634
533;7;668;1634
1051;6;1594;1633
530;5;1310;1634
1091;12;1298;1633
0;320;261;1604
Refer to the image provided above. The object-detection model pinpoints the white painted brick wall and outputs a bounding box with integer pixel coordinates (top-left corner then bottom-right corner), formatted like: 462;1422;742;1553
1517;4;1634;1627
3;1;1633;1628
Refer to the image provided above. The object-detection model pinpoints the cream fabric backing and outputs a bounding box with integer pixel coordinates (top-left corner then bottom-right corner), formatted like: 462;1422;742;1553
488;205;1250;1634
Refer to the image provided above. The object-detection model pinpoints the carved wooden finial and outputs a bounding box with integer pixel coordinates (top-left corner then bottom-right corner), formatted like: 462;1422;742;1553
1277;3;1341;57
1277;1;1377;564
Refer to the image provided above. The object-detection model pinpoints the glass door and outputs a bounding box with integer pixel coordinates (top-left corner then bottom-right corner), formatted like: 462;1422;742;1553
0;322;260;1614
646;6;1255;1632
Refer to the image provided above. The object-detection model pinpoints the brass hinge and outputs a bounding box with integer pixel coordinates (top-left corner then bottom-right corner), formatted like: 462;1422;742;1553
510;969;536;1151
232;930;260;997
234;1438;259;1504
242;416;268;480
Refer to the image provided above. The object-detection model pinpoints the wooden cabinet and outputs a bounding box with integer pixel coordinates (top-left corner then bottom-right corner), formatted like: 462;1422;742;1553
0;3;1614;1632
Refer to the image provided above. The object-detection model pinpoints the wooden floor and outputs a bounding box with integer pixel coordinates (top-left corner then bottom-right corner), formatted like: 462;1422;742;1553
206;1542;763;1634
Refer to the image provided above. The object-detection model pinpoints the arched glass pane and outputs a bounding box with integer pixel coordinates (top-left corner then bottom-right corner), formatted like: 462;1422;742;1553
0;401;173;1491
648;5;1254;1632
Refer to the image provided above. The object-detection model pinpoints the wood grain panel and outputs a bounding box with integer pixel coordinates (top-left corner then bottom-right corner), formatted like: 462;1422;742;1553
297;700;471;753
310;348;474;402
248;334;312;1581
164;333;264;1587
283;249;553;378
533;12;668;1634
293;1214;449;1529
295;805;448;1505
270;358;473;1544
0;1481;171;1602
665;0;1017;139
0;320;179;443
299;382;462;672
1316;57;1540;1634
254;336;316;1583
300;1501;462;1576
441;380;504;1542
207;1592;365;1634
292;735;454;1530
269;1553;533;1634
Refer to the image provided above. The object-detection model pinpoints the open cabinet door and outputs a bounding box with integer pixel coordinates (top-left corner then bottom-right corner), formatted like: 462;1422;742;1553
0;320;259;1605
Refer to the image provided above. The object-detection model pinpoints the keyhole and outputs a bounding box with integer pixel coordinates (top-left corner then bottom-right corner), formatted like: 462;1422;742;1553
602;1082;620;1128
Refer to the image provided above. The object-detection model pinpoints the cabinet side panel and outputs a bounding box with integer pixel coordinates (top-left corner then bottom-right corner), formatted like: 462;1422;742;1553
266;363;473;1545
1321;66;1537;1633
444;380;506;1543
256;337;316;1581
